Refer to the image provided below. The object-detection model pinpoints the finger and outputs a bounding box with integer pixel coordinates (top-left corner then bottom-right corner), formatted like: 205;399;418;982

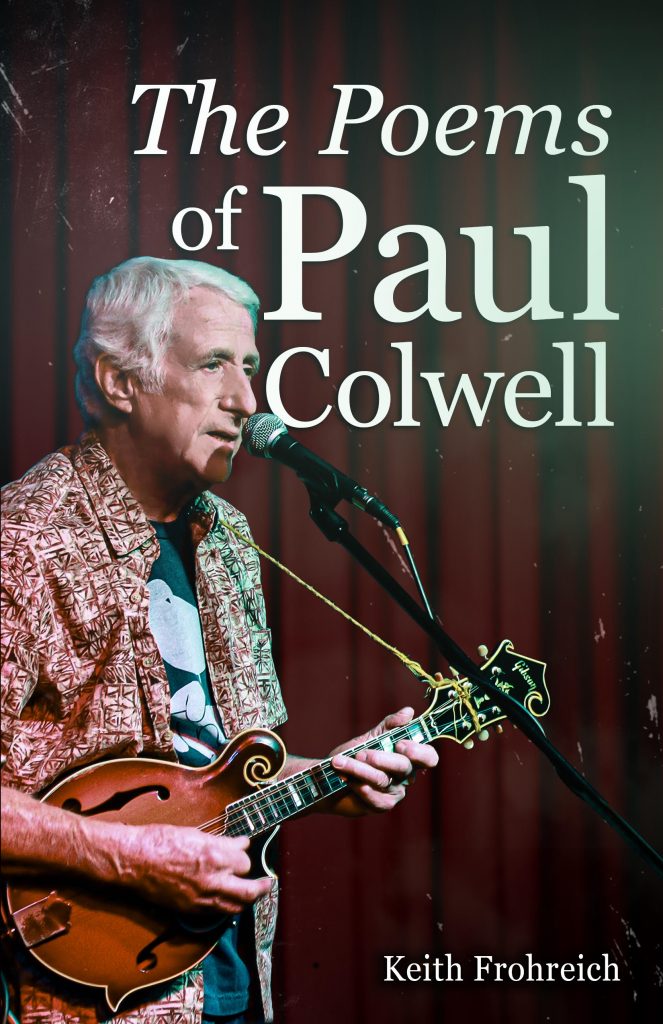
214;899;245;915
200;875;272;915
230;835;251;851
360;749;413;780
350;781;407;811
332;753;391;790
381;706;415;731
220;835;253;859
394;739;439;769
218;874;273;906
211;842;252;876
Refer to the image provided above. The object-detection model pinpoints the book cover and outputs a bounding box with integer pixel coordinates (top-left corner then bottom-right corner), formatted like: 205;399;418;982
2;2;661;1021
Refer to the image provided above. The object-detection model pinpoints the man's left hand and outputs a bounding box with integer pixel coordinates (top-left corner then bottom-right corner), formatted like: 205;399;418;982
329;707;439;815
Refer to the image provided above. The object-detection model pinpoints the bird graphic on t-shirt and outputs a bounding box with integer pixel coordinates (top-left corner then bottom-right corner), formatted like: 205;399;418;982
147;578;206;673
147;578;224;760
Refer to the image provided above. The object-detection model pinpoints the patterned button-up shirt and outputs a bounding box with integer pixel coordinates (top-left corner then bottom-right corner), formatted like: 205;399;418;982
1;434;287;1024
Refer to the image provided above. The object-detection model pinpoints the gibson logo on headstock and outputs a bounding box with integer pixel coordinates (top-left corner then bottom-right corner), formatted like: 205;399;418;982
512;659;537;691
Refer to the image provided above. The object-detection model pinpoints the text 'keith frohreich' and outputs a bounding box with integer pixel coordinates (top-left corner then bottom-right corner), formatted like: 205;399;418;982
383;952;620;983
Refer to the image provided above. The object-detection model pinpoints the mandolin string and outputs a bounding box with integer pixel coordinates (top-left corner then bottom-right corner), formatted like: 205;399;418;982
195;708;467;834
193;715;444;833
195;707;468;836
194;722;424;833
216;751;411;837
224;695;476;835
216;765;373;836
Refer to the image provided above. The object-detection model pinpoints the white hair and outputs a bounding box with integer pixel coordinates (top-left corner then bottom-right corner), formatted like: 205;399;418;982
73;256;259;426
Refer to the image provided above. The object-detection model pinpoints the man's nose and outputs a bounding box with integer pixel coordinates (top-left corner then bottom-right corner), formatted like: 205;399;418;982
221;366;257;419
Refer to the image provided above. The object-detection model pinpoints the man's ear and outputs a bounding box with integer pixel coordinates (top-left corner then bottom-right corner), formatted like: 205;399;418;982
94;354;136;415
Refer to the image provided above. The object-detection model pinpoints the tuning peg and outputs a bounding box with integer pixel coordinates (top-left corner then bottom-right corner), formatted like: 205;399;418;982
463;739;474;750
477;644;489;659
496;725;503;735
478;729;490;742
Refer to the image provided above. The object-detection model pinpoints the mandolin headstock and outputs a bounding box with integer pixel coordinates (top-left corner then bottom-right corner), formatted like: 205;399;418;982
424;639;551;747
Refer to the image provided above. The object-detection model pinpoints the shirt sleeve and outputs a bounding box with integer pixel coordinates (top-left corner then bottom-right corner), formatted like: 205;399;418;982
1;539;46;789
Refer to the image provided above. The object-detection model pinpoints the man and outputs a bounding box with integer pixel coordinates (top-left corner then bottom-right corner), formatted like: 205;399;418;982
1;257;438;1024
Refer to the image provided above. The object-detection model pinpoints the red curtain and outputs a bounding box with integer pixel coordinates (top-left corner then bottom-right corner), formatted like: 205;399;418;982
2;3;662;1022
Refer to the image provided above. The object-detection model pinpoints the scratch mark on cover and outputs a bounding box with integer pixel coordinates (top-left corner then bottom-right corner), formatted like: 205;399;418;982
2;100;30;140
55;206;73;230
0;63;29;113
378;522;413;579
611;939;631;979
30;59;72;76
645;694;661;749
619;916;641;949
646;694;658;728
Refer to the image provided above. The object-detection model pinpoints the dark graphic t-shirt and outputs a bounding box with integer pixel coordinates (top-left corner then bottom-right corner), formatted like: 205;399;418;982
148;514;251;1017
148;517;225;766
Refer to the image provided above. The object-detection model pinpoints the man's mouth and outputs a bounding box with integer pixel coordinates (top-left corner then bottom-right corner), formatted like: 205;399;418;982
207;431;240;443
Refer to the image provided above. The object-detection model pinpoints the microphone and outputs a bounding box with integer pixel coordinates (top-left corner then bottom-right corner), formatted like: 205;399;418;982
243;413;400;530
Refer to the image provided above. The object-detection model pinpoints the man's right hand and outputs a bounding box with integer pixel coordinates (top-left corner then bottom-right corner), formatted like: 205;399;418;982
111;823;272;914
1;786;271;916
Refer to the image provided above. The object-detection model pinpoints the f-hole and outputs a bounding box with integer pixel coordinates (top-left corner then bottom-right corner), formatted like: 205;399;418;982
61;785;170;817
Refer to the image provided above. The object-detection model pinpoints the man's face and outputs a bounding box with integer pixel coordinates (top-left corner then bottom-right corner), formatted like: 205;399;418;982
130;286;259;491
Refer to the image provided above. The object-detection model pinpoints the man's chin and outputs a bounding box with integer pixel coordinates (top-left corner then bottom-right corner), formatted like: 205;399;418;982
201;452;234;487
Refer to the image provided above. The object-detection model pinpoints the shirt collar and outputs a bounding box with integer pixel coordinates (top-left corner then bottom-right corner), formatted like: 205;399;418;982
187;492;218;546
73;432;156;557
73;433;218;557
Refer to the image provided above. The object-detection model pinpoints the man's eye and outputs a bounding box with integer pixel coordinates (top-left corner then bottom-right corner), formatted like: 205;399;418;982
203;360;222;371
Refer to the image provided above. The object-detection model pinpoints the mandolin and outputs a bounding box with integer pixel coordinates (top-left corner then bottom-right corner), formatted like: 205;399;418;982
5;639;549;1012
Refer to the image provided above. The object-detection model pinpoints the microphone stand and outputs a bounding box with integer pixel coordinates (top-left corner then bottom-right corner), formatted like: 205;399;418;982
305;489;663;880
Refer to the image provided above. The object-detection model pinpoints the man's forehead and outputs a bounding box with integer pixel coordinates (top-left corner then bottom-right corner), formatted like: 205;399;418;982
171;286;256;346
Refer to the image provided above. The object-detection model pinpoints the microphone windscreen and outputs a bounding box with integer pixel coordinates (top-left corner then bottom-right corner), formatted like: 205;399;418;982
244;413;287;456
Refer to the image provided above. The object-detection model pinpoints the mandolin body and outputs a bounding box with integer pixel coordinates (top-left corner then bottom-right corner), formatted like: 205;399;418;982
5;728;286;1011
